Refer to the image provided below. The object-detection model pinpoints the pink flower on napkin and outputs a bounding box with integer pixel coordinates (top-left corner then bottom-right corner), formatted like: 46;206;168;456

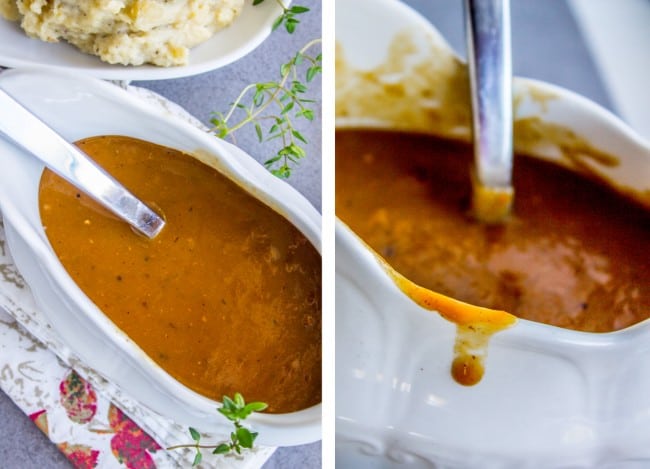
60;370;98;424
29;409;99;468
58;442;100;469
29;409;49;435
109;404;161;469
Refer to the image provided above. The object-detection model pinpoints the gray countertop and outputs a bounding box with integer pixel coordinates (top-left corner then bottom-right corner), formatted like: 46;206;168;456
0;0;321;467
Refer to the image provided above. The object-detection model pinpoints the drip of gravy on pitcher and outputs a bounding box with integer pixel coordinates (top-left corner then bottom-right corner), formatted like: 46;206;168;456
336;129;650;385
387;266;515;386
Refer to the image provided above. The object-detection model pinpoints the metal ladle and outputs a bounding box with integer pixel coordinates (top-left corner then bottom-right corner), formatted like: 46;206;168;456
464;0;514;223
0;88;165;239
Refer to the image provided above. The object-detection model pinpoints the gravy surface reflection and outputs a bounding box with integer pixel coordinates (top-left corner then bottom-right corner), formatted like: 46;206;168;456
336;129;650;333
40;136;322;412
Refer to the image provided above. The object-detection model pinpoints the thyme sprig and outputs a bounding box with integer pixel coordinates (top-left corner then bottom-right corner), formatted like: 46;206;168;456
253;0;310;34
167;393;268;466
210;38;321;178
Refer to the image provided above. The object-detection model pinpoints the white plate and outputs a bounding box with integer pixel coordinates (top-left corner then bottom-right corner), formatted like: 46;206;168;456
0;0;283;80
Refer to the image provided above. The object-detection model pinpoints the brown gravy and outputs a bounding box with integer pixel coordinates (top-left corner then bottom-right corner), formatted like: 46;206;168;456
39;136;321;413
336;129;650;333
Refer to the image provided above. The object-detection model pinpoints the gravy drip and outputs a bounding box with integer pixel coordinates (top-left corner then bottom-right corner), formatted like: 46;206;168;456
387;267;515;386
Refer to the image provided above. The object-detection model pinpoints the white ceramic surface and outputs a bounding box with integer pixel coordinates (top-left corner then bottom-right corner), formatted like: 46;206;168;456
0;0;283;80
0;68;321;446
336;0;650;467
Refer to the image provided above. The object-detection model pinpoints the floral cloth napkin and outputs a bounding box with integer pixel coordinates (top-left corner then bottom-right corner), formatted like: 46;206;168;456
0;81;276;468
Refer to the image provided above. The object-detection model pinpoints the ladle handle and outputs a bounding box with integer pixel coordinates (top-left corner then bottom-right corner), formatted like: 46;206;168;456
465;0;513;190
0;88;165;239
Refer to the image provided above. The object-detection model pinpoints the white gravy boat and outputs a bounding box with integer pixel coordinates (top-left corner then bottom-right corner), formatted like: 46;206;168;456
0;68;321;447
336;0;650;467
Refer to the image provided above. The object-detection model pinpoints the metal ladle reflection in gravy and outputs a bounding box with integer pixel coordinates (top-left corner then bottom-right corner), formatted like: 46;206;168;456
336;130;650;381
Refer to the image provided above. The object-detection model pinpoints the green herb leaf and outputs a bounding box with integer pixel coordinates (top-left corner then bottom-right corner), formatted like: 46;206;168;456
213;443;231;454
219;396;236;417
280;61;291;77
236;427;254;448
285;17;298;34
281;101;294;114
253;87;265;107
264;155;282;165
290;144;306;158
192;451;203;466
189;427;201;442
306;66;321;83
292;81;307;93
292;130;308;144
272;15;284;31
271;165;291;178
244;402;269;413
297;109;315;121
